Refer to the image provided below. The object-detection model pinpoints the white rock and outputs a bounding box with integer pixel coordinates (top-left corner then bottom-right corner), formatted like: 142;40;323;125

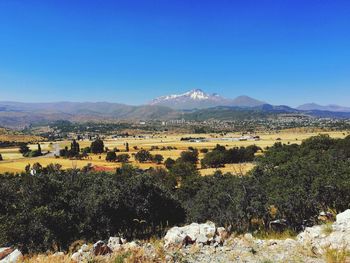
295;210;350;255
284;238;297;246
164;221;218;247
214;235;222;244
164;227;187;247
0;249;22;263
71;244;92;263
243;233;253;241
71;250;92;263
108;237;122;251
184;223;200;240
297;225;322;243
199;221;216;239
334;209;350;232
71;252;80;262
196;234;208;244
336;209;350;225
81;244;90;252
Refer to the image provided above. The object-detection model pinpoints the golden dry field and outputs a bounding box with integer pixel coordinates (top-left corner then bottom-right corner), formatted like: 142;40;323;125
0;128;43;143
0;130;348;175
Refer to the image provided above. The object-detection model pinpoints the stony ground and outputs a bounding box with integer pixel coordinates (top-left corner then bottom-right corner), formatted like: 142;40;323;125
2;210;350;263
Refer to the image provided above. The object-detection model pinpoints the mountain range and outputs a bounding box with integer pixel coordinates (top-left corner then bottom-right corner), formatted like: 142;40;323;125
0;89;350;128
149;89;265;109
297;103;350;113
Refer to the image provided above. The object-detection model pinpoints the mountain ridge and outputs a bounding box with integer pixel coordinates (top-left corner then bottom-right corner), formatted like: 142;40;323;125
1;89;350;128
149;89;265;109
297;103;350;112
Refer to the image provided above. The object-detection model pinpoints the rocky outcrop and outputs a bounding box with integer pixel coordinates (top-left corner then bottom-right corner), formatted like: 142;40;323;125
164;221;222;247
71;244;92;262
107;236;127;251
297;209;350;255
70;239;141;262
9;209;350;263
64;211;350;262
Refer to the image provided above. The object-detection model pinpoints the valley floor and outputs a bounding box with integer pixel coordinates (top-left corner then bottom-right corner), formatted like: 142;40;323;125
0;131;348;175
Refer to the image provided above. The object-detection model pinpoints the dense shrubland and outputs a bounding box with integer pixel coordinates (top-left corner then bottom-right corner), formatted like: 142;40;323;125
1;135;350;253
200;144;260;168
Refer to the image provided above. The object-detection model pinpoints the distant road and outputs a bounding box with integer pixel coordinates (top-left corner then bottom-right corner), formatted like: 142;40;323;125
0;143;60;164
45;142;60;157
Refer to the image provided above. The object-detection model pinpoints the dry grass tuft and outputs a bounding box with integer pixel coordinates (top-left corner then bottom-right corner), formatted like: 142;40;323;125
324;248;350;263
254;229;296;240
68;239;87;253
22;253;73;263
322;223;334;236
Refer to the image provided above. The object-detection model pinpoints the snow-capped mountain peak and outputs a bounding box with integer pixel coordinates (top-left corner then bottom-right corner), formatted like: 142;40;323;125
185;89;209;100
150;89;211;104
149;89;265;109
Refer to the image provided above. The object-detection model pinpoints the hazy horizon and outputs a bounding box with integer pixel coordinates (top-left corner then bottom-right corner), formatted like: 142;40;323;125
0;88;349;108
0;0;349;106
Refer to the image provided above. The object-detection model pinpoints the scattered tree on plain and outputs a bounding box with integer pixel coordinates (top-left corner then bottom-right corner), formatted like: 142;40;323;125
152;154;164;164
116;154;130;163
135;149;153;163
90;138;104;154
105;151;117;162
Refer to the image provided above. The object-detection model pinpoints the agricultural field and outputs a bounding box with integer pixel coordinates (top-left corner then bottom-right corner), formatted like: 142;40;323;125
0;130;348;175
0;128;43;143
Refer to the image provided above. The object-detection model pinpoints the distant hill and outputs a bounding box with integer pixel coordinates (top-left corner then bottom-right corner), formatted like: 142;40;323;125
230;96;266;107
149;89;265;109
298;103;350;113
182;104;299;121
1;97;350;129
0;102;178;128
305;110;350;119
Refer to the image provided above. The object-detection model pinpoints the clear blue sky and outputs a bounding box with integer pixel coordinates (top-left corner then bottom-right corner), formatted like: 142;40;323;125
0;0;349;106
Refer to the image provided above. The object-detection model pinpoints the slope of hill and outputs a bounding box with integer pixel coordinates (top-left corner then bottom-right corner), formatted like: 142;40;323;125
182;104;300;121
230;95;266;107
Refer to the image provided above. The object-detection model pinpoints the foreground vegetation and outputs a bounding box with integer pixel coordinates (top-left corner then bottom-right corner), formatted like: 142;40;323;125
0;134;350;254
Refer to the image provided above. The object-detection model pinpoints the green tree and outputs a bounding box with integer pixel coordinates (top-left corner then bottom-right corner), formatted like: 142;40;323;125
116;153;130;163
125;142;129;152
106;151;117;162
32;162;43;173
201;150;226;168
70;139;80;156
152;154;164;164
81;147;91;154
179;150;199;164
90;138;104;154
19;143;30;156
135;149;152;163
170;160;199;181
37;143;42;155
164;158;175;169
